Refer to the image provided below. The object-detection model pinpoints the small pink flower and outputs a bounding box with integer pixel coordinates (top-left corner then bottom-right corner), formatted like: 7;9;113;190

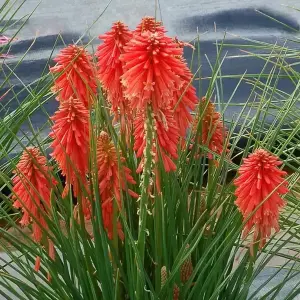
0;89;10;101
0;54;13;59
0;35;16;59
0;35;16;45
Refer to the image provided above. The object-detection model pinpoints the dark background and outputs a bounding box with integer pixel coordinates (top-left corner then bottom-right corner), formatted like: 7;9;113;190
1;0;300;123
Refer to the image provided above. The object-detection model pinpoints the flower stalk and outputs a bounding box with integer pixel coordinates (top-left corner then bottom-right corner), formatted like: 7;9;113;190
136;105;154;298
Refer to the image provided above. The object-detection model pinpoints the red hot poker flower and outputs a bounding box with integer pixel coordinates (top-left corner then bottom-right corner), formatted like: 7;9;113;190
50;45;97;108
50;97;90;198
120;31;185;112
192;97;228;160
234;149;289;249
134;16;166;35
96;21;132;116
169;38;198;139
172;62;198;138
134;107;179;172
12;147;57;274
97;131;138;239
155;108;180;171
12;147;56;243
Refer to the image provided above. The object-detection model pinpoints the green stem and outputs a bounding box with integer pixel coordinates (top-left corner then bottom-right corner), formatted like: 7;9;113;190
245;240;259;282
207;159;215;210
240;241;259;300
112;197;121;299
77;186;103;297
154;193;163;293
207;159;214;187
112;197;119;256
114;268;120;300
136;106;153;299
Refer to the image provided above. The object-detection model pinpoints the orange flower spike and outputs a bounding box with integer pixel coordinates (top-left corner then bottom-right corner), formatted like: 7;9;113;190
192;97;228;159
96;21;132;114
234;149;289;249
12;147;57;244
46;239;56;281
120;31;185;112
50;45;97;108
96;131;138;239
50;97;90;198
101;200;125;240
34;256;41;272
134;16;166;35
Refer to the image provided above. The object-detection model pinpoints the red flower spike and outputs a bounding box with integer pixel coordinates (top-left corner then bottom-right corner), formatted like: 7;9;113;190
155;108;180;171
96;131;138;240
96;22;133;140
12;147;56;244
234;149;289;249
121;23;198;171
133;107;179;172
96;21;132;116
50;97;90;198
134;16;166;35
172;62;198;137
120;31;186;113
50;45;97;108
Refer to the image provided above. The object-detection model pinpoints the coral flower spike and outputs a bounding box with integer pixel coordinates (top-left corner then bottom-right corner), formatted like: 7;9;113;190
234;149;289;250
172;63;198;138
12;147;57;272
96;21;132;115
50;97;90;198
12;147;56;242
50;45;97;108
120;29;185;113
133;108;180;173
169;37;197;138
96;131;138;240
134;16;166;35
121;23;187;172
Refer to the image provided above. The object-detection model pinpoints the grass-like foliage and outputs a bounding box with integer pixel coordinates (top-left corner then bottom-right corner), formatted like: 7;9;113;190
0;2;299;300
